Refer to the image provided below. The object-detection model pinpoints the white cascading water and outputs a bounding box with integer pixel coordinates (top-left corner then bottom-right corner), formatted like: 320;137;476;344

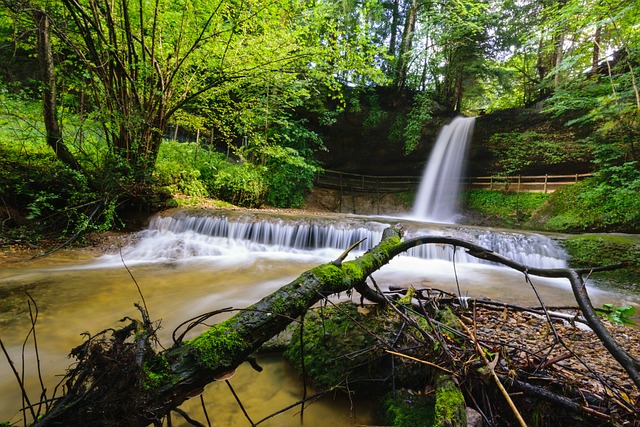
412;116;476;222
104;213;567;269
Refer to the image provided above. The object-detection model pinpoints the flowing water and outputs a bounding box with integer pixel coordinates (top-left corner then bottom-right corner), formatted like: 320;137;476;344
412;116;476;222
1;210;638;426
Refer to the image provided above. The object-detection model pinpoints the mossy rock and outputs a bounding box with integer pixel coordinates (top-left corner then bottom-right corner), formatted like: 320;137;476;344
284;302;432;395
381;390;436;427
381;375;467;427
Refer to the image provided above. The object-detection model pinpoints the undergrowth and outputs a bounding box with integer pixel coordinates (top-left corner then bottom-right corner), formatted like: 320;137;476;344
462;190;550;227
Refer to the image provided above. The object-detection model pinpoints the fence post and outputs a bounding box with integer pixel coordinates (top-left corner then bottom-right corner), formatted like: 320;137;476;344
517;175;521;193
544;174;548;193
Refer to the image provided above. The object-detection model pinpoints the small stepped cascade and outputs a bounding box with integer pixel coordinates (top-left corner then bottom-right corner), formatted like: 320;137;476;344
114;213;567;269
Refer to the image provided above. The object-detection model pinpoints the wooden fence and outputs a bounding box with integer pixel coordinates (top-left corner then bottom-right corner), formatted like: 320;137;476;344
464;173;594;193
315;170;594;194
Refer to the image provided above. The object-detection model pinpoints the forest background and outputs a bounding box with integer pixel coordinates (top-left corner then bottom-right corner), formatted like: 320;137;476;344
0;0;639;242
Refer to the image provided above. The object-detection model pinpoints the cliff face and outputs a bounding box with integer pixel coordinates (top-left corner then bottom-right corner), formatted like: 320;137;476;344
315;104;593;178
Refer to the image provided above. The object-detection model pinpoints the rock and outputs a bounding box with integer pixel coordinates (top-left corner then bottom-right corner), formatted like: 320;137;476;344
466;407;483;427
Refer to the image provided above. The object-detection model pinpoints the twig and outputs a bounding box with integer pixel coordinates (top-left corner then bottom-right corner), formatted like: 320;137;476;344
199;395;212;427
25;293;48;417
253;389;330;426
299;311;307;423
458;318;528;427
1;337;35;426
29;199;103;259
120;249;151;321
226;380;255;426
332;237;367;266
173;407;206;427
385;350;454;374
395;235;640;391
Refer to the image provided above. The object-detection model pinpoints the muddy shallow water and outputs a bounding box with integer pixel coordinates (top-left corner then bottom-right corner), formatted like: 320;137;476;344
1;211;638;425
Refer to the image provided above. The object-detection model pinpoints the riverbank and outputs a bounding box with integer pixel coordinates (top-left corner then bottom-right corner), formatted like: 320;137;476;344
1;203;639;426
281;299;640;426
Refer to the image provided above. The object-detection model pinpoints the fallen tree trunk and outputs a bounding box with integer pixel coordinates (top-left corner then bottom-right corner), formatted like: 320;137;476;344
30;225;638;426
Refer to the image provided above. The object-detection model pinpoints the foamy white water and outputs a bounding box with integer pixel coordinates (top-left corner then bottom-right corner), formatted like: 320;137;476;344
96;212;567;270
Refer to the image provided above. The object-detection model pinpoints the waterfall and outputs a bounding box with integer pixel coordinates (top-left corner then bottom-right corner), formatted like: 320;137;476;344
412;116;476;222
105;212;567;269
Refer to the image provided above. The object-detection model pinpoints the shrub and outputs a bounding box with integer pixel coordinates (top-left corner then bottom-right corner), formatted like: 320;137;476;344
562;234;640;292
263;146;319;208
533;169;640;233
0;152;118;238
201;161;267;208
154;141;209;197
463;189;550;227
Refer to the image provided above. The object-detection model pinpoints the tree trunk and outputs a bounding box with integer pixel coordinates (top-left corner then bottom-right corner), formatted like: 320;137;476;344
32;226;639;426
590;26;601;77
395;0;418;93
33;9;82;172
388;0;400;58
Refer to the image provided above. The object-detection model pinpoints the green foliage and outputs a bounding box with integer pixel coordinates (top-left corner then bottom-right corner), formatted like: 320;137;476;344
154;141;209;197
561;233;640;291
403;93;435;154
0;151;119;239
201;161;267;208
463;190;550;227
154;134;322;209
142;356;173;390
361;91;388;132
381;391;435;427
597;304;636;326
188;322;246;369
434;375;466;427
487;131;579;175
263;145;320;208
535;174;640;233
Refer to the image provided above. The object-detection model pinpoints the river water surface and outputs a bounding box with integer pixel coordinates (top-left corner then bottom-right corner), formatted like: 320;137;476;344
1;210;638;426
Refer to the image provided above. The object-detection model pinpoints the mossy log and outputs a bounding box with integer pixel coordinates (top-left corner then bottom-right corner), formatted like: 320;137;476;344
31;226;638;426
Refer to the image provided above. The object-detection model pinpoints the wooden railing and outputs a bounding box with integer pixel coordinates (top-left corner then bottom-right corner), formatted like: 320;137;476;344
315;170;594;194
315;171;421;193
465;173;594;193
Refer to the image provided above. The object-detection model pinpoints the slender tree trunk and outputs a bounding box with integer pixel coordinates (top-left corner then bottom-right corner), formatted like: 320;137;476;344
388;0;399;58
552;0;567;90
33;9;81;172
395;0;418;93
590;26;601;77
553;31;564;89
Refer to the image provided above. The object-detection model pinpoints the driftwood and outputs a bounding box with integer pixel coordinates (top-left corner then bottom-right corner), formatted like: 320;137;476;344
10;225;638;426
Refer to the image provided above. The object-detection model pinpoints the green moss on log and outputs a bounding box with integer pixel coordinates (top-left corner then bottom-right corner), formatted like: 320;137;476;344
309;263;347;292
434;374;466;427
142;355;173;390
188;321;247;369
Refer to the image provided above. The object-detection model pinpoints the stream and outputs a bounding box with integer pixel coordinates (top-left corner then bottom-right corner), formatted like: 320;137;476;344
1;209;638;426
